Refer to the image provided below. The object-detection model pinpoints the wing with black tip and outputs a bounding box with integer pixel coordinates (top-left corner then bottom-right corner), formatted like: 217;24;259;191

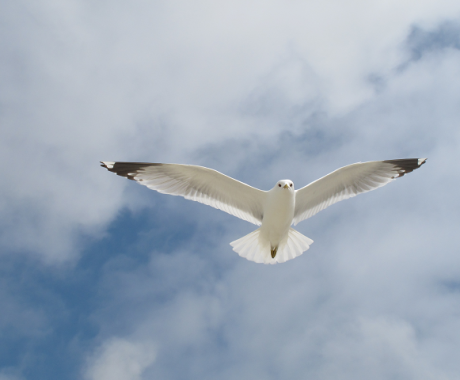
293;158;427;225
101;161;267;225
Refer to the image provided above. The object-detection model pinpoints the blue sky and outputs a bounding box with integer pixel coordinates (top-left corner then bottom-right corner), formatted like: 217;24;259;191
1;1;460;379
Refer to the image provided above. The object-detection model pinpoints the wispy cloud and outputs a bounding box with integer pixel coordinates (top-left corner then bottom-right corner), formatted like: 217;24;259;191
1;1;460;379
84;338;156;380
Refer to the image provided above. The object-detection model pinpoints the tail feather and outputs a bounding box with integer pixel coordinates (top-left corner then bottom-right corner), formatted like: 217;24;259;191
230;229;267;263
230;228;313;264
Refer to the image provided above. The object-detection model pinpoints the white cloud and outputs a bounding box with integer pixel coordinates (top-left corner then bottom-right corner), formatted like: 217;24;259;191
84;338;156;380
69;14;460;379
316;317;450;380
2;3;460;377
2;0;460;262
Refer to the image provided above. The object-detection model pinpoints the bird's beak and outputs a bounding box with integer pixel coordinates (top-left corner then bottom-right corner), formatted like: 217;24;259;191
283;184;289;189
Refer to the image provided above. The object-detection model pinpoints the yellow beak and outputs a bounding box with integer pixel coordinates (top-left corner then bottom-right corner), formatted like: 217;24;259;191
283;184;289;189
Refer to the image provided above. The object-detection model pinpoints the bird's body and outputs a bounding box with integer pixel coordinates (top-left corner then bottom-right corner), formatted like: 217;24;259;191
261;181;295;254
101;158;426;264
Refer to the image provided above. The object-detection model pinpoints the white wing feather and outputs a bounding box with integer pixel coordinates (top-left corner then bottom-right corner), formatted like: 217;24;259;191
293;158;427;225
101;162;266;225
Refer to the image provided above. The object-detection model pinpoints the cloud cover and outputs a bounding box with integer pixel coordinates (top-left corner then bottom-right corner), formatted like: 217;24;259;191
1;0;460;379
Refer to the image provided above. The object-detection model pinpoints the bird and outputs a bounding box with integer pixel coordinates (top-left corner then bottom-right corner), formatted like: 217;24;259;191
101;158;426;264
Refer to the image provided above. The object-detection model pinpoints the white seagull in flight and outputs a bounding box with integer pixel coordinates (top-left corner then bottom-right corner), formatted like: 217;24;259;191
101;158;426;264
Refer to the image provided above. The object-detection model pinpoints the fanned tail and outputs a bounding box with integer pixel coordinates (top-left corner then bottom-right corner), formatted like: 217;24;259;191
230;228;313;264
230;228;269;264
277;228;314;263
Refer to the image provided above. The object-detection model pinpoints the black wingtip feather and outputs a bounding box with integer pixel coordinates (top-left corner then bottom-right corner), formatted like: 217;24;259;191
383;158;427;178
101;161;163;180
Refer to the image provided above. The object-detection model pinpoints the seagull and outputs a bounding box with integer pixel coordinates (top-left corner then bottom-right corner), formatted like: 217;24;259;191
101;158;426;264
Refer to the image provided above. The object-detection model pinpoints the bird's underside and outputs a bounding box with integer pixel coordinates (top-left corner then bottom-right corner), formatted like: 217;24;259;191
101;158;427;264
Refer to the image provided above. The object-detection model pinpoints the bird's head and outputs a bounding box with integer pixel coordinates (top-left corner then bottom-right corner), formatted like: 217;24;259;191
275;180;294;191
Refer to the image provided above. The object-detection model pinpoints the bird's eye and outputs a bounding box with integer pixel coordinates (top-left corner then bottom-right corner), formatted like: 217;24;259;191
290;183;292;187
278;184;281;187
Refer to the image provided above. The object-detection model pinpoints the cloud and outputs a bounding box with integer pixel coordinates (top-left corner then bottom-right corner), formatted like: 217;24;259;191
314;316;449;380
74;16;460;379
406;20;460;61
2;1;460;380
2;0;460;263
84;338;156;380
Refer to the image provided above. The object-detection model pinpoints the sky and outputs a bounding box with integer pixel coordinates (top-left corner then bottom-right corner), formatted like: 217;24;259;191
1;0;460;379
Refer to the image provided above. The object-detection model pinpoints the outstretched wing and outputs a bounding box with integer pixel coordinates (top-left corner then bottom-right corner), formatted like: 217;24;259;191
293;158;427;225
101;162;267;225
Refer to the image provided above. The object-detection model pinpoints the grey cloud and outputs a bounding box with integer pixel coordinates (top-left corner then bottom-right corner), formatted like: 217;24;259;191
84;337;156;380
2;0;459;263
2;1;460;379
78;17;460;380
407;21;460;61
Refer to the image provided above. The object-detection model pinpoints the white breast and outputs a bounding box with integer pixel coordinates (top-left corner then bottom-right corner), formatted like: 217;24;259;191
260;188;295;247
